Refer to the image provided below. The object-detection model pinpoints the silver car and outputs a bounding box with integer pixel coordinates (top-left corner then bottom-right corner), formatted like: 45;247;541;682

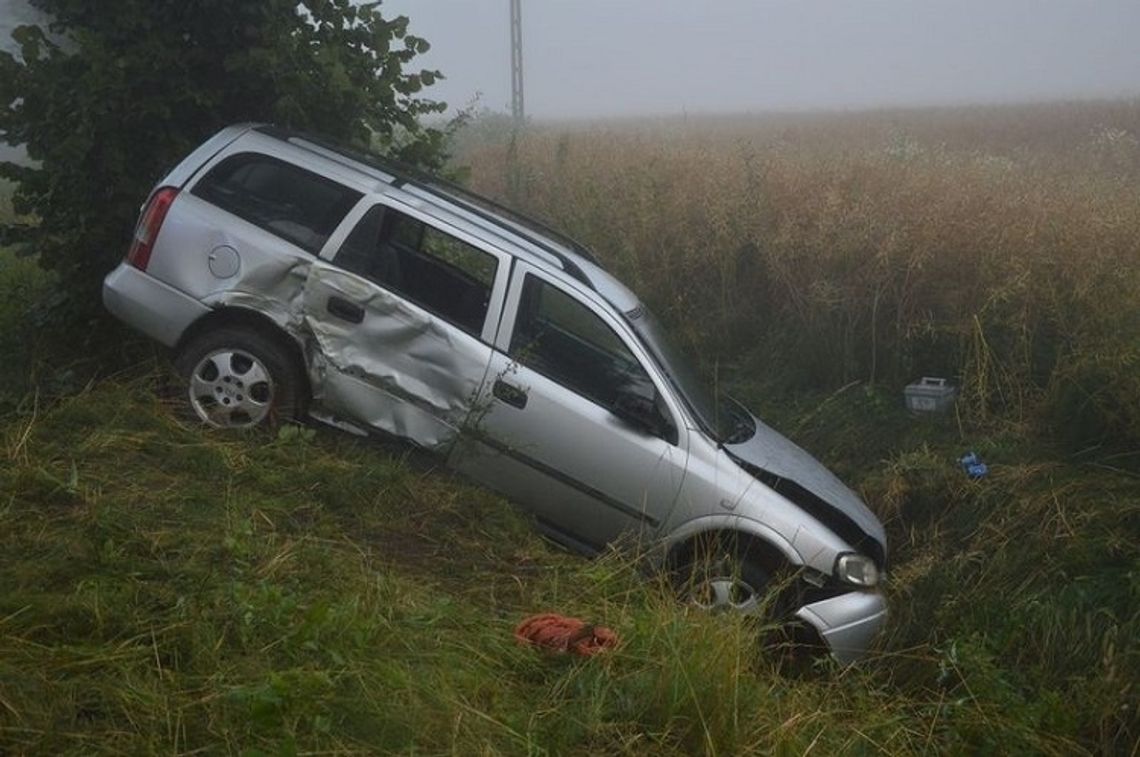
103;124;888;662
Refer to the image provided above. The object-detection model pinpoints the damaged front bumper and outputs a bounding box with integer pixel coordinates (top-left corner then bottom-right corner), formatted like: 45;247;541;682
795;589;888;664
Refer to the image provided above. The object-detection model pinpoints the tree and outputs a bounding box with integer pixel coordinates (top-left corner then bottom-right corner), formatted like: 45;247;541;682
0;0;448;314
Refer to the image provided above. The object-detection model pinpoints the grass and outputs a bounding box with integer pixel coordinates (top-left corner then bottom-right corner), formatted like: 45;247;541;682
3;379;1131;754
1;102;1138;753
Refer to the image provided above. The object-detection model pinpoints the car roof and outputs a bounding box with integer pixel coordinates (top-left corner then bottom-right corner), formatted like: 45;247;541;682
237;125;641;314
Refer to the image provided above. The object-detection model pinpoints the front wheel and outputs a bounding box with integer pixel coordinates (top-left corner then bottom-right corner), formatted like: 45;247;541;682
174;328;304;429
674;542;773;617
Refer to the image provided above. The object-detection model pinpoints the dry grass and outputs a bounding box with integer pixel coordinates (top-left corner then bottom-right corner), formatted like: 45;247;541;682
461;101;1140;449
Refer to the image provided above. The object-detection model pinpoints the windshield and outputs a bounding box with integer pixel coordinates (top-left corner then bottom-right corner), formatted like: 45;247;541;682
627;307;755;443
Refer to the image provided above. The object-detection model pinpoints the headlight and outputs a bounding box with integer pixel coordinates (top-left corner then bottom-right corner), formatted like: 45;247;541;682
835;553;880;587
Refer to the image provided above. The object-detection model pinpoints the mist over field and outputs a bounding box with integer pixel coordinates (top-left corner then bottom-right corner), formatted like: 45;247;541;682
384;0;1140;117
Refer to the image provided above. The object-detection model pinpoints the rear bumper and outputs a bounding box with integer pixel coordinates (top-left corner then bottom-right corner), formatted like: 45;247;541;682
795;589;887;664
103;263;210;348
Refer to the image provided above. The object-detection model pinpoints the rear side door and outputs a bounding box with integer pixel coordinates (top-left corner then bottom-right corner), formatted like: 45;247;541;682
302;199;509;450
449;262;689;552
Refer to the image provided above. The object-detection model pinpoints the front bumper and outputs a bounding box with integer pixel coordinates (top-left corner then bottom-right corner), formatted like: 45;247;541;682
103;263;210;348
795;589;887;664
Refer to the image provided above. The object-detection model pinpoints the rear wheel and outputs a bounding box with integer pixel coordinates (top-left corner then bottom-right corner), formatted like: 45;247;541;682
174;328;303;429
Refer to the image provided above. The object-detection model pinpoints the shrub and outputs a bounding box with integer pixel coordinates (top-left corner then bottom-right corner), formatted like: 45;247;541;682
0;0;449;320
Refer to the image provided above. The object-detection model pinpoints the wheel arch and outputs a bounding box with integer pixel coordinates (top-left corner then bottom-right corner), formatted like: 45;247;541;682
663;516;802;576
175;306;311;398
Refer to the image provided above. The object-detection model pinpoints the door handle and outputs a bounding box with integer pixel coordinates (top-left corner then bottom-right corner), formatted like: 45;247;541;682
493;379;528;409
327;295;364;324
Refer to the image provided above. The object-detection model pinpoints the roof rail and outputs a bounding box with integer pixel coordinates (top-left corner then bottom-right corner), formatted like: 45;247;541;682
253;125;602;287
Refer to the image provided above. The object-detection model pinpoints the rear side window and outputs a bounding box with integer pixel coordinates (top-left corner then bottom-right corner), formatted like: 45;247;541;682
192;153;362;254
333;204;499;337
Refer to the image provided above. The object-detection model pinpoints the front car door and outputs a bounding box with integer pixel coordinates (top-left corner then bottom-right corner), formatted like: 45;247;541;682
450;262;689;552
302;197;509;450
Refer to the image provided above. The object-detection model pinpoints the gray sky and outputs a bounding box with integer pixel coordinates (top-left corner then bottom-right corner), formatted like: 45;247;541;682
381;0;1140;117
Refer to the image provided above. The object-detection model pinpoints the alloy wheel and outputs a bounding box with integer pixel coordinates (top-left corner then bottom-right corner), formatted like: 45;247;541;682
187;349;275;428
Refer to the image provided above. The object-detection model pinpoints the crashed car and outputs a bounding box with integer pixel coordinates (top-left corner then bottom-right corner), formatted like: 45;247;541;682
103;124;888;662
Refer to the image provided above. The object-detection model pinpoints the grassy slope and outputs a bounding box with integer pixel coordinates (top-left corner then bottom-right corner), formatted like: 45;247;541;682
4;380;1132;755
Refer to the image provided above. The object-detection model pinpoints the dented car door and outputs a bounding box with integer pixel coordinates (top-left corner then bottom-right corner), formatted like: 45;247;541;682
302;198;509;449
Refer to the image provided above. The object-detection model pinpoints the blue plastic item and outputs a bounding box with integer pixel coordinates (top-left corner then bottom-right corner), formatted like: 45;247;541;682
959;451;988;479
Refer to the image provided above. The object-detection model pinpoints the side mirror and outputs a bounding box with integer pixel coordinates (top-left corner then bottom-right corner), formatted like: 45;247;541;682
612;389;666;437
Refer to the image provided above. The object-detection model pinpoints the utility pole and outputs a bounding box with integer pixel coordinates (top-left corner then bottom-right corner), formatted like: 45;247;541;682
509;0;525;127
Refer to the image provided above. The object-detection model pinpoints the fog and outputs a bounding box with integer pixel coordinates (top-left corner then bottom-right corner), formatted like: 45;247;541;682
381;0;1140;118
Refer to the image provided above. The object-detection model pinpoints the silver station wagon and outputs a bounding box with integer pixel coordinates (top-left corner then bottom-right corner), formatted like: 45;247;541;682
103;124;888;662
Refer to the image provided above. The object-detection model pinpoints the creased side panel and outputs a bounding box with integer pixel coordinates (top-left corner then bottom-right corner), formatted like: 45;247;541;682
303;267;493;450
202;257;313;336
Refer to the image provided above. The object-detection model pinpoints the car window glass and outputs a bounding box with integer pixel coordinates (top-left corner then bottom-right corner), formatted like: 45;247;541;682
385;209;423;249
192;153;362;254
422;226;497;288
510;274;656;411
332;205;498;337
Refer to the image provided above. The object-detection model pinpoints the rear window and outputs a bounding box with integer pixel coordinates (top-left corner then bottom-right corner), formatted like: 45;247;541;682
192;152;362;254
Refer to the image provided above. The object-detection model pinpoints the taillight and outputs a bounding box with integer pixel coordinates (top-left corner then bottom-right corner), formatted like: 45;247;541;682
126;186;178;271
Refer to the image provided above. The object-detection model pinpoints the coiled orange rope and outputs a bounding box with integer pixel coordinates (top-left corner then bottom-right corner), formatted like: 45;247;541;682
514;613;618;656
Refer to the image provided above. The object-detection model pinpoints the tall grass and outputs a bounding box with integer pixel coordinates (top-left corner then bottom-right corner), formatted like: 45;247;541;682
462;103;1140;450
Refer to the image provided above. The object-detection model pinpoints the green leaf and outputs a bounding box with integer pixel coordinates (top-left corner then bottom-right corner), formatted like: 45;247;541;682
3;0;448;310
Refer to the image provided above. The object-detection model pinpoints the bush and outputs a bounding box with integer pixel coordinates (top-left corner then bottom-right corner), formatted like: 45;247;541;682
0;0;449;320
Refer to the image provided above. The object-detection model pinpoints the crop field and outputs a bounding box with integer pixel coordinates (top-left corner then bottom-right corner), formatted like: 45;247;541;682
1;101;1138;753
460;101;1140;450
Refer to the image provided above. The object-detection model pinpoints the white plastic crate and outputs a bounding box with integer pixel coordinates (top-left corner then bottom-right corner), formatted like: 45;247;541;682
904;376;957;413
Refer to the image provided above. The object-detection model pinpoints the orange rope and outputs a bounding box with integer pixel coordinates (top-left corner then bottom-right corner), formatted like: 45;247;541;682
514;613;618;656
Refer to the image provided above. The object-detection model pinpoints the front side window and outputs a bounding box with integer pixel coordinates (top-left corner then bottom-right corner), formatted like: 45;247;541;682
628;307;754;443
510;274;656;412
192;153;362;254
333;205;499;337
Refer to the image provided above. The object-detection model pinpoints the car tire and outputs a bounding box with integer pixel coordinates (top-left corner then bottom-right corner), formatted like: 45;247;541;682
174;327;305;429
673;538;774;617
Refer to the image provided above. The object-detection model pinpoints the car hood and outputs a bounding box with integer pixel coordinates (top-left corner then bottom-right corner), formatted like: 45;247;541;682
724;415;887;550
